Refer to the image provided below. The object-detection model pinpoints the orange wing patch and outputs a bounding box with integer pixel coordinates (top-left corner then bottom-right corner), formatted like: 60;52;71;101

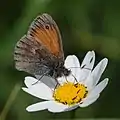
28;14;63;57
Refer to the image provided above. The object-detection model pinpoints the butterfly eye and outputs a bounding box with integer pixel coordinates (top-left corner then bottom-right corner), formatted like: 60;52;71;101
45;25;50;29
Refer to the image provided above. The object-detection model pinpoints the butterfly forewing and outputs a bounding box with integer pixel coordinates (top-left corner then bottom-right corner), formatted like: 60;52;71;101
27;13;64;59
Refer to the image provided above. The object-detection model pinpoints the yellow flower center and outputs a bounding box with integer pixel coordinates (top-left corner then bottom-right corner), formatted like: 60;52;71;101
53;82;88;105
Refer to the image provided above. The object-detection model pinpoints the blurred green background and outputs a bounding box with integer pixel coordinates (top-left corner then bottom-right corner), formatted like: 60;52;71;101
0;0;120;119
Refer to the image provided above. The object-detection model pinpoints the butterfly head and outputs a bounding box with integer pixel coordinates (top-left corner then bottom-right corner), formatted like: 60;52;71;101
49;60;71;78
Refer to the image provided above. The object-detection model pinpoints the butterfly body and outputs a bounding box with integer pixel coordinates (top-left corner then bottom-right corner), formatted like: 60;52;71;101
14;13;70;79
48;60;70;78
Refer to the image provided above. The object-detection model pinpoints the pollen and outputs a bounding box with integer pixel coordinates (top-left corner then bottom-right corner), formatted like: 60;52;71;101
53;82;88;105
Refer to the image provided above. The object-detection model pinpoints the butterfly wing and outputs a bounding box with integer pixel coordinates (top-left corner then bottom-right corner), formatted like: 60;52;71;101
28;13;64;59
14;35;53;75
14;13;64;75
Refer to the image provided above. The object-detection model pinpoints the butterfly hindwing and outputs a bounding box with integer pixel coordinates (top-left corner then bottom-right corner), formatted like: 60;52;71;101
14;35;52;75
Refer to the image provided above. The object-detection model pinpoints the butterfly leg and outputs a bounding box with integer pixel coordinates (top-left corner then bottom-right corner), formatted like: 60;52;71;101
32;74;45;85
32;70;50;85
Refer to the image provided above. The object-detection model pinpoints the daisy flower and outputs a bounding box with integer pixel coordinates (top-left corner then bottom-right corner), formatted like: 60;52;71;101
22;51;109;113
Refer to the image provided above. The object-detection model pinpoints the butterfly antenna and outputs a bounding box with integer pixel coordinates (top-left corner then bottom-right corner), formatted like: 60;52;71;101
69;66;92;71
65;76;69;83
62;73;68;83
72;74;78;83
53;78;61;91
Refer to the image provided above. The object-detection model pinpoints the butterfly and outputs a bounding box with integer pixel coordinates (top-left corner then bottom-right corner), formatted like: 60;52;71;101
14;13;71;80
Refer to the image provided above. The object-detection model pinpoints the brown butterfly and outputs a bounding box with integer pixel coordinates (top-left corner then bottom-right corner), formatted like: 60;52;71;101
14;13;71;79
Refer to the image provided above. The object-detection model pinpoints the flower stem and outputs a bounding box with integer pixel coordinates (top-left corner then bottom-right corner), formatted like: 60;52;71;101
0;83;21;120
70;109;76;119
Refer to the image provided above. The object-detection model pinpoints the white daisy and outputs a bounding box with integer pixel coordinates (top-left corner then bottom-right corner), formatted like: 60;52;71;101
22;51;109;113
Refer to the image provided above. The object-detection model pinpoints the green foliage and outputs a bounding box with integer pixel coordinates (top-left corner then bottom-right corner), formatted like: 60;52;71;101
0;0;120;119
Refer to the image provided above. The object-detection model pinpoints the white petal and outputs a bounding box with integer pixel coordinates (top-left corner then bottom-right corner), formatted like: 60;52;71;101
24;76;38;87
65;55;81;80
35;75;57;89
67;74;76;83
58;75;77;84
22;82;53;100
83;73;94;90
91;58;108;86
64;104;78;111
26;101;52;112
65;55;80;69
78;69;91;82
57;76;66;85
79;94;100;107
89;78;109;96
81;51;95;70
79;51;95;81
79;78;108;107
48;101;68;113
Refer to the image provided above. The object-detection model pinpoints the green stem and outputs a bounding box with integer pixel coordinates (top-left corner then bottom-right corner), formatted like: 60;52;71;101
0;83;21;120
70;109;76;119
